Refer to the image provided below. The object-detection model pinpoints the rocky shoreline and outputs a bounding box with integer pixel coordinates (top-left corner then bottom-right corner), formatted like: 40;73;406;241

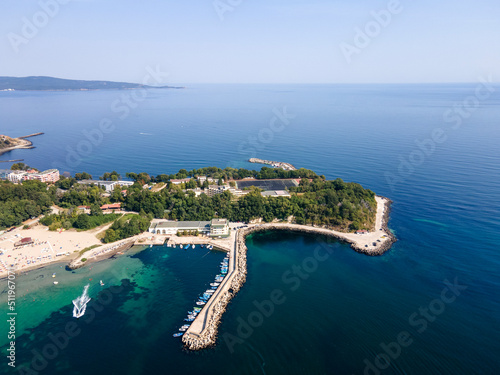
182;197;395;350
182;229;248;350
68;240;135;270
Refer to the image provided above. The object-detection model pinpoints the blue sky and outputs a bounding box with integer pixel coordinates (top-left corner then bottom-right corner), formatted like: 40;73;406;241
0;0;499;84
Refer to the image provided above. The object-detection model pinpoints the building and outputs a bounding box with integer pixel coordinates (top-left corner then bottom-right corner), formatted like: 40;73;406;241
185;188;204;197
100;203;122;211
206;184;230;197
0;169;10;180
261;190;291;198
22;169;60;183
7;171;26;183
210;218;229;237
148;218;230;237
149;221;211;235
77;206;91;214
14;237;33;247
170;178;192;185
229;187;249;197
77;180;134;192
197;176;217;183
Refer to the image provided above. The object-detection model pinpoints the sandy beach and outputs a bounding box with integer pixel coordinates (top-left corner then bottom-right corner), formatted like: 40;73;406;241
0;224;103;277
1;196;394;279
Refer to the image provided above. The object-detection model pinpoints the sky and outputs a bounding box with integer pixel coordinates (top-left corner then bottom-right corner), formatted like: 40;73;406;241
0;0;499;84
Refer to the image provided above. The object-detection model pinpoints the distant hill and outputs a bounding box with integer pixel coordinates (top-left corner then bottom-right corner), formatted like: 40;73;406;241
0;76;184;91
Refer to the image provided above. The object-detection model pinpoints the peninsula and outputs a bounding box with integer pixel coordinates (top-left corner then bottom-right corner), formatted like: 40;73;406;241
0;76;184;91
0;165;396;350
0;133;43;155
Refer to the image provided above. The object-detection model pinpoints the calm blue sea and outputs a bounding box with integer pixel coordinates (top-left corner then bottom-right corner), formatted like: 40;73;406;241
0;84;499;374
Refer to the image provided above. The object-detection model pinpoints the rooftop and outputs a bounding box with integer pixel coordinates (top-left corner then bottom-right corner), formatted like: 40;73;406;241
154;221;211;229
211;218;228;225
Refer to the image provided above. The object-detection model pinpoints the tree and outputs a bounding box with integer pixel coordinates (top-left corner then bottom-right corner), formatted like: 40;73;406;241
74;172;92;180
74;214;91;230
90;204;102;216
11;163;30;171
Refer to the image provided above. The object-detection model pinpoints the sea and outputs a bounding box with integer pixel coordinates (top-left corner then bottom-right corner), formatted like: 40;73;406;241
0;84;499;375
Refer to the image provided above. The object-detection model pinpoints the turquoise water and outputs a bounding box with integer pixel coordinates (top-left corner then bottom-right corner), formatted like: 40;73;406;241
1;84;499;374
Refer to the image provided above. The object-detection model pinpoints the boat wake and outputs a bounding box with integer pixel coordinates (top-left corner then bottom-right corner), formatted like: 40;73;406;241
72;284;91;318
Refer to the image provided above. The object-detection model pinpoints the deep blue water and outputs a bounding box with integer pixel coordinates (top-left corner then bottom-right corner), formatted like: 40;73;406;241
0;84;499;374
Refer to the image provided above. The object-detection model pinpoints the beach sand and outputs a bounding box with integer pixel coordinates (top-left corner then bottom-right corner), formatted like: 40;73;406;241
0;224;102;277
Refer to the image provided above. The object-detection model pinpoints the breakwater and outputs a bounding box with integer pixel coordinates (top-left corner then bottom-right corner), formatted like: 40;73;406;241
68;240;134;270
182;197;395;350
248;158;297;171
18;132;44;139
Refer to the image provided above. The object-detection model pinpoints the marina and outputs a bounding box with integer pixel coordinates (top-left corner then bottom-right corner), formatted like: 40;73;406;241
182;196;395;350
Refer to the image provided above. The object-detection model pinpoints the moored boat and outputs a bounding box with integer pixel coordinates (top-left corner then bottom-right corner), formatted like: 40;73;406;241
173;332;183;337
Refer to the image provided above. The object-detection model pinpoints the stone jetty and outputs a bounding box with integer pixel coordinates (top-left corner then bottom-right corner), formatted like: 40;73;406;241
182;196;395;350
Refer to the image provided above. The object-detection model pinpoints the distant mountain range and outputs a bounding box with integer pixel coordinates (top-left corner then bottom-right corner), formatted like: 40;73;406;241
0;76;184;91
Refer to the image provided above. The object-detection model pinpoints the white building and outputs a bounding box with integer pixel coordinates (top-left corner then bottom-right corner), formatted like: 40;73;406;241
261;190;291;198
7;171;26;183
170;178;192;185
149;218;230;237
210;218;229;237
206;184;230;197
149;221;211;235
77;180;134;192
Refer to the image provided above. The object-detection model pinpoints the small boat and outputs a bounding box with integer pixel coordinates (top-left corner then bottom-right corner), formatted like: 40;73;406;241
205;290;215;294
173;333;183;337
196;301;206;306
184;318;194;322
200;244;205;248
210;283;220;287
211;286;218;290
180;244;183;249
179;327;188;332
192;244;195;249
100;280;104;286
193;307;202;312
181;324;190;329
53;281;58;285
150;244;153;248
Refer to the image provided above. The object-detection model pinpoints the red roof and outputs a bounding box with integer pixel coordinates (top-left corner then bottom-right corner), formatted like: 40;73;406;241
20;237;32;243
100;203;122;210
